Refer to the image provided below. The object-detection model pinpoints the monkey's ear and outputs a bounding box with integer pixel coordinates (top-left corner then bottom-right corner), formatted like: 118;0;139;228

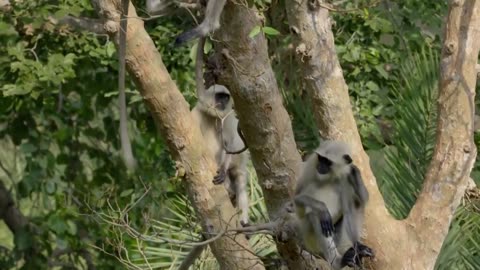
343;154;353;164
317;154;332;174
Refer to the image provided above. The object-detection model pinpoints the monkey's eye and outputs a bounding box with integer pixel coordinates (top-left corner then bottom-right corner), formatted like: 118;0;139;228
317;154;332;174
343;154;353;164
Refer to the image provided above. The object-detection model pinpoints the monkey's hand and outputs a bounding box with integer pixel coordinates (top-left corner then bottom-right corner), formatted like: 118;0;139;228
318;209;334;237
307;208;334;237
213;169;227;185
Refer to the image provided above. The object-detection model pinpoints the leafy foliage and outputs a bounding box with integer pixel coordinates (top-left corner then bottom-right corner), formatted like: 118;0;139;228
0;0;478;269
91;165;278;269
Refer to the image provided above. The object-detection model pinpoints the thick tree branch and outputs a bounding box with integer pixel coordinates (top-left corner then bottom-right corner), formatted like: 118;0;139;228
214;2;323;269
49;15;107;34
89;1;264;269
408;0;480;268
284;1;404;268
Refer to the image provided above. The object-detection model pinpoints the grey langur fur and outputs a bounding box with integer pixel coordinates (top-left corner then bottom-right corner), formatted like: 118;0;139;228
294;140;374;269
191;84;250;226
174;0;227;46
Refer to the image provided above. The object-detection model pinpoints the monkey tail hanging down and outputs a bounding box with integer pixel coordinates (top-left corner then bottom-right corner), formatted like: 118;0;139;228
294;140;374;269
118;0;137;170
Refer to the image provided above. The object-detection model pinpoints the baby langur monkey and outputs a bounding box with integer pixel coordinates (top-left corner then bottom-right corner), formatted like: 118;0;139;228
191;84;250;226
174;0;228;46
294;141;374;269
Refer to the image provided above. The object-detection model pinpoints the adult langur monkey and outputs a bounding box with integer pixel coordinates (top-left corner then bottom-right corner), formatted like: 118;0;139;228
118;0;137;170
295;141;374;269
178;37;249;270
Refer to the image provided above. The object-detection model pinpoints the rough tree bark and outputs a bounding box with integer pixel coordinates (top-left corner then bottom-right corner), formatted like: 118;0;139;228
286;0;479;269
213;2;326;269
407;0;480;268
89;1;264;269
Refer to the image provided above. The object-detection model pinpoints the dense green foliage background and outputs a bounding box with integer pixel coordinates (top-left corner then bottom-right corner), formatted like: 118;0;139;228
0;0;478;269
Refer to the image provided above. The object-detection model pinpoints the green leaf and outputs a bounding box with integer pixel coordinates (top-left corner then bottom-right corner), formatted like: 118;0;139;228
20;143;37;153
375;65;389;79
14;228;33;251
366;81;380;91
45;181;56;194
262;26;280;36
48;215;67;234
2;84;31;96
120;189;134;197
66;220;77;235
249;26;262;38
106;42;116;57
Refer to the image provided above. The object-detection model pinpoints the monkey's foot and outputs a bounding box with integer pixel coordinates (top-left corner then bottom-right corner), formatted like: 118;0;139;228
341;247;361;268
240;220;250;227
355;242;375;258
213;170;227;185
341;242;375;268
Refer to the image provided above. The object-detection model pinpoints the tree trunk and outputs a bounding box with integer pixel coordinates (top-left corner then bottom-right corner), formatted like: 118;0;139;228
90;1;264;269
213;2;323;269
407;0;480;268
285;0;480;269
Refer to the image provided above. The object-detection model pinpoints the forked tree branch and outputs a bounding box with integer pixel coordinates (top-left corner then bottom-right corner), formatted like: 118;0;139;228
88;0;264;269
285;0;479;269
408;0;480;268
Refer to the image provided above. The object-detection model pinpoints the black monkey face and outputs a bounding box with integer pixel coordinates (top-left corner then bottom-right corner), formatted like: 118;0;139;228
215;92;230;111
316;154;333;174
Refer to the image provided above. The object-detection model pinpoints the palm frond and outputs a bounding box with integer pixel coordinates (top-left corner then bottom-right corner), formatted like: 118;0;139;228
378;46;439;218
435;199;480;270
124;164;277;269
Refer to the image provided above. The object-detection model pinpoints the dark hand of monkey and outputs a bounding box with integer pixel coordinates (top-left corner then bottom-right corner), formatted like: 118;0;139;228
307;208;334;237
319;209;334;237
212;169;227;185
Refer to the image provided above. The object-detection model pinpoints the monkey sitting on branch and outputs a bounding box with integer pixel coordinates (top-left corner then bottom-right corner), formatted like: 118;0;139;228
294;140;375;269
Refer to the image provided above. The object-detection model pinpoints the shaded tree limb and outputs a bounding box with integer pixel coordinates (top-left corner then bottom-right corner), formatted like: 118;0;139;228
89;1;264;269
50;16;107;34
0;180;27;234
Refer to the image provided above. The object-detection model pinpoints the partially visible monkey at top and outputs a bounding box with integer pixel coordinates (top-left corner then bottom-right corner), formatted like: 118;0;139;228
294;140;374;269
